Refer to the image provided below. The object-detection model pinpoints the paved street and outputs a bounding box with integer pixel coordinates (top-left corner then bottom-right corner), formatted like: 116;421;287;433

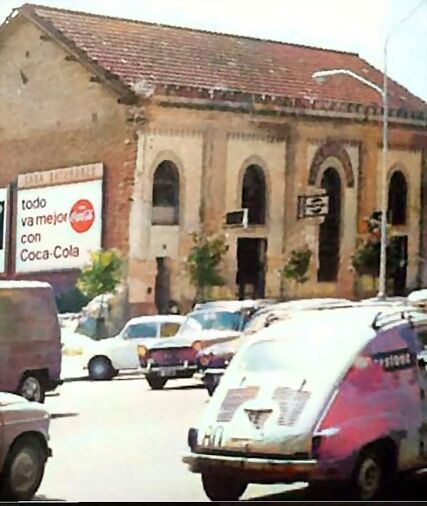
35;372;427;502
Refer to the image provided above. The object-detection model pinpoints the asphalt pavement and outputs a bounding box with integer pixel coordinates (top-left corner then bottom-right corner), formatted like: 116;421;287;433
34;367;427;502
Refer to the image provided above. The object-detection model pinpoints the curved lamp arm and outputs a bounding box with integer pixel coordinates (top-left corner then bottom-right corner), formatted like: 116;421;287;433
311;69;384;98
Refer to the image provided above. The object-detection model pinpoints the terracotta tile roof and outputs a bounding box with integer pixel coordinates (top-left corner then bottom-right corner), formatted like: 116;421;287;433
16;3;427;112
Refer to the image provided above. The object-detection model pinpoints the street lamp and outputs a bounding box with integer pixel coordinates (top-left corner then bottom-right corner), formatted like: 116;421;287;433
312;68;388;298
312;0;426;299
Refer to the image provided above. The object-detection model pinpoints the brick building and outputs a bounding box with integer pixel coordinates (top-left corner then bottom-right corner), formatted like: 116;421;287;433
0;3;426;315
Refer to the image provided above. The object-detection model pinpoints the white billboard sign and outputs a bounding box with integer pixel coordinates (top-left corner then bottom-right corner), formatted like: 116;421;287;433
16;178;103;273
0;188;8;274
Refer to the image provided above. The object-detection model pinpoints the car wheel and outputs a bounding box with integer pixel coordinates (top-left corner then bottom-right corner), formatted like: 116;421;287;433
146;376;167;390
201;472;247;501
88;357;115;381
351;448;386;500
19;374;45;403
0;436;47;501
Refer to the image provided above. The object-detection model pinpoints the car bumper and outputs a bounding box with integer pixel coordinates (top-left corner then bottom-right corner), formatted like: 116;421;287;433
194;368;226;382
47;378;63;391
141;365;198;378
182;452;317;483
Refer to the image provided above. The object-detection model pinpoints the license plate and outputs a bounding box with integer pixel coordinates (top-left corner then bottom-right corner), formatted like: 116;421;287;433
160;369;177;377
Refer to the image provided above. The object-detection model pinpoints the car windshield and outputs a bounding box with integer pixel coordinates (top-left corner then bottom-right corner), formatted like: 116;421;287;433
179;310;245;333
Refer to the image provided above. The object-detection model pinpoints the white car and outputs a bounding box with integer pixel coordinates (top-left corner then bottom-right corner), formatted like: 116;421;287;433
183;304;427;501
0;393;51;501
84;315;185;380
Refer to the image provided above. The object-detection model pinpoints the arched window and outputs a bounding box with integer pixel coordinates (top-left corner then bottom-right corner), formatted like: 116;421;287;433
242;165;266;225
318;168;342;282
152;161;179;225
387;171;407;225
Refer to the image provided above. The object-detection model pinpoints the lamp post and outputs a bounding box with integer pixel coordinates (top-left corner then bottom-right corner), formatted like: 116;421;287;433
312;68;388;298
311;0;426;299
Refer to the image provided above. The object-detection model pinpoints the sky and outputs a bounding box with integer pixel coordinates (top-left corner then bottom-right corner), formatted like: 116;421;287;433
0;0;426;102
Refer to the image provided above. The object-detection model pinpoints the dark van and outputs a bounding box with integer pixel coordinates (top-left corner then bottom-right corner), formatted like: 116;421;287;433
0;281;62;402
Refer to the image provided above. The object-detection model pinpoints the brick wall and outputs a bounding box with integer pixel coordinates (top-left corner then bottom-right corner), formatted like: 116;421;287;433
0;18;137;294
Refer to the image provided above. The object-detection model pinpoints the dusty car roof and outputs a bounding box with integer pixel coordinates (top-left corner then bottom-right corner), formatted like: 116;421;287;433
125;315;186;325
249;298;354;320
192;300;261;311
246;304;427;347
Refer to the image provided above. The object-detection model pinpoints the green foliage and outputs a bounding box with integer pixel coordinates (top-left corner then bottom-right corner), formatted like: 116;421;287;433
352;211;400;278
77;249;124;299
282;246;312;284
186;233;227;300
56;286;90;314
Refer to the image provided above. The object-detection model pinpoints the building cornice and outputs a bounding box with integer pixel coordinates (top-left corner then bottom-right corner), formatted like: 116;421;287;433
152;85;427;128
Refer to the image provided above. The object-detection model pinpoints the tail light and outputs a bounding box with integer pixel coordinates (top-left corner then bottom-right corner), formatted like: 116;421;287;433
192;340;203;352
138;345;150;365
137;345;148;358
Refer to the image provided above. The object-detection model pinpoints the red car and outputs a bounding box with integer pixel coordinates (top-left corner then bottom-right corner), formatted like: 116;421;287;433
138;301;263;389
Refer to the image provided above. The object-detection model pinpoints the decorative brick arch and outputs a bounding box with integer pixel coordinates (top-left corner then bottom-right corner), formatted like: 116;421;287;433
308;140;354;188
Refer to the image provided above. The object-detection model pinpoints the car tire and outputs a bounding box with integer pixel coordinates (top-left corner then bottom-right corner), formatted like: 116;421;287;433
18;374;45;403
0;436;47;501
202;472;247;501
350;447;386;500
88;357;116;381
146;376;167;390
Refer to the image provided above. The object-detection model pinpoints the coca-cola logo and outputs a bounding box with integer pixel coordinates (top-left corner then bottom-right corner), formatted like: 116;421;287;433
69;199;95;233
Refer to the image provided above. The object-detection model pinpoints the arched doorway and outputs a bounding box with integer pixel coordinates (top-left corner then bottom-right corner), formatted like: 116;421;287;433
152;161;180;225
236;165;267;299
318;168;342;282
387;170;408;295
242;165;266;225
387;170;407;225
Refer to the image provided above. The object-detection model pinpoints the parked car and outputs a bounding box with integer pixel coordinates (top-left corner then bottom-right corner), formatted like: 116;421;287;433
0;392;51;500
84;315;185;380
138;300;265;390
195;298;354;396
0;281;62;403
183;303;427;501
195;339;241;396
61;327;97;358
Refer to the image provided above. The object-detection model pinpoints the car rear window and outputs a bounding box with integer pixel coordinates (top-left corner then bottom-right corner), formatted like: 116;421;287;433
238;332;361;377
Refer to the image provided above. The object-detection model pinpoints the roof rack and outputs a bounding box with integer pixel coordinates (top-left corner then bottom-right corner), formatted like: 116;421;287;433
371;307;427;330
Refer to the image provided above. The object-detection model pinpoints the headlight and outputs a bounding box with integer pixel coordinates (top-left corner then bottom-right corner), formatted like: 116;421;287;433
137;345;147;358
192;340;202;351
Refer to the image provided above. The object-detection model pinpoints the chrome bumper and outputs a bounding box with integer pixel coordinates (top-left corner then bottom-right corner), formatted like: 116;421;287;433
193;372;205;382
141;364;198;376
194;368;225;381
183;452;317;481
